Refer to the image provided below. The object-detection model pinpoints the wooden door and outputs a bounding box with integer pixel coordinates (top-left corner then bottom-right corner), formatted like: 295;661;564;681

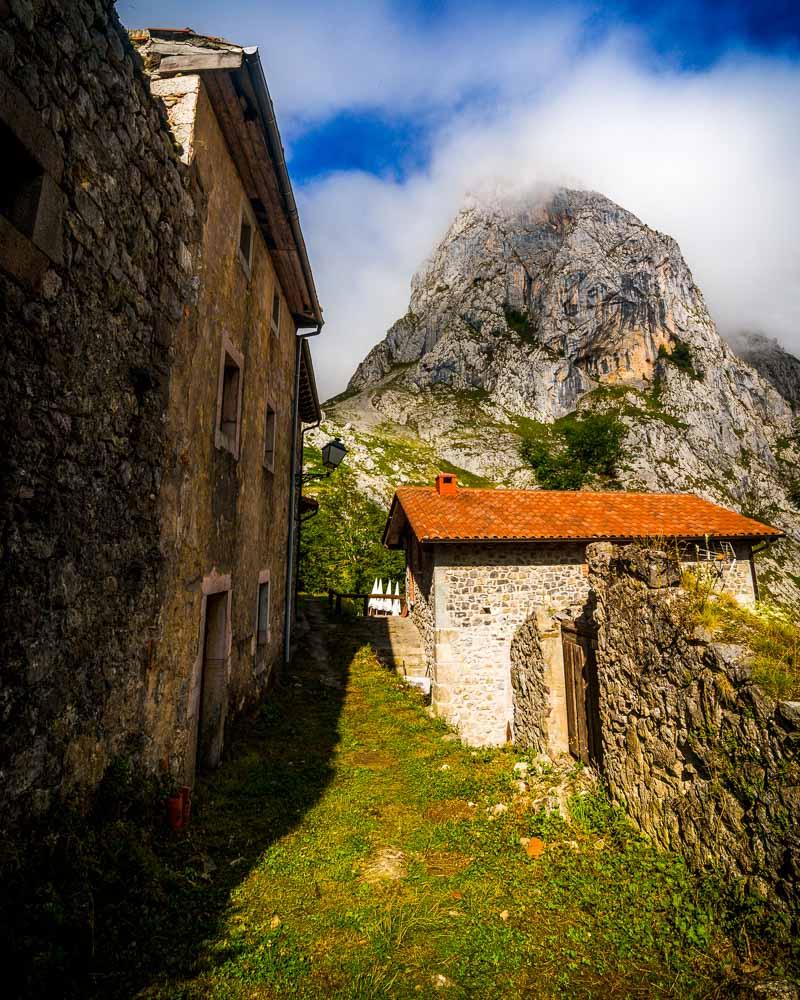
198;590;228;771
562;624;602;768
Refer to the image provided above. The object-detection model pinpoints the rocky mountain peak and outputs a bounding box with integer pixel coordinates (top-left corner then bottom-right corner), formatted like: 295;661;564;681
319;186;800;606
349;186;717;417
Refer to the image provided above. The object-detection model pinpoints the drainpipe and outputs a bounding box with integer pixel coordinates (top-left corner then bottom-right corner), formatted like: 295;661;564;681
283;326;322;666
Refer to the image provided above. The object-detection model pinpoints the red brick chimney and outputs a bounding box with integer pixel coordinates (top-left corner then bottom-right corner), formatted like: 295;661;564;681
435;472;458;496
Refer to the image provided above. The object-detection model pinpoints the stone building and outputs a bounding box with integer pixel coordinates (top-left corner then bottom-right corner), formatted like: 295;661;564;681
383;474;782;749
0;5;322;829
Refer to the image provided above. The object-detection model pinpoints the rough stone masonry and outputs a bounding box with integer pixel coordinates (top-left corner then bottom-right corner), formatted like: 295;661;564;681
0;0;204;828
589;542;800;908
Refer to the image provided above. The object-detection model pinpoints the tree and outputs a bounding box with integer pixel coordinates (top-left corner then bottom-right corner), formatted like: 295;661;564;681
298;467;404;594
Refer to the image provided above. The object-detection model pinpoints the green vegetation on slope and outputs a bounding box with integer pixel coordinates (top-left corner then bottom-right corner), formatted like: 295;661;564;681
503;305;538;344
658;338;701;380
298;459;404;595
683;572;800;699
519;410;625;489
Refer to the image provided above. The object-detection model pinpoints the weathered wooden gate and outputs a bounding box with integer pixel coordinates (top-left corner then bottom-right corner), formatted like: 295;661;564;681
561;623;602;768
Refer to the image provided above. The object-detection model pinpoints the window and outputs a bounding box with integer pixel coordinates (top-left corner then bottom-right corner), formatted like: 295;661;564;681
0;83;65;286
1;121;44;239
215;336;244;458
263;402;277;471
220;361;239;436
238;203;254;274
256;572;270;646
271;287;281;336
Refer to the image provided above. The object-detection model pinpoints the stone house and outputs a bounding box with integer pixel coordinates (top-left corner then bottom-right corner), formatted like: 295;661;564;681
0;6;322;829
383;473;782;751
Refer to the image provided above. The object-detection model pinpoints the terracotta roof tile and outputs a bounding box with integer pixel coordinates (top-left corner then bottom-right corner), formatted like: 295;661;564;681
386;488;783;545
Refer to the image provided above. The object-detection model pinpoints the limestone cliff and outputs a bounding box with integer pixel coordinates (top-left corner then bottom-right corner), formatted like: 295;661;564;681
311;188;800;605
728;332;800;412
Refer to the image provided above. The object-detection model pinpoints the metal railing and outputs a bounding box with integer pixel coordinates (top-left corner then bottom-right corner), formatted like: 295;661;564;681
327;589;408;618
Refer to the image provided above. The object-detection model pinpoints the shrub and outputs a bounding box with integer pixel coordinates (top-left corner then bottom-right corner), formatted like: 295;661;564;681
520;411;624;489
658;339;701;379
503;305;537;343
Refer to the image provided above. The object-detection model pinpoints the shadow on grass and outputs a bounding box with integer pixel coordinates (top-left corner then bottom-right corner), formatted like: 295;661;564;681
3;598;352;1000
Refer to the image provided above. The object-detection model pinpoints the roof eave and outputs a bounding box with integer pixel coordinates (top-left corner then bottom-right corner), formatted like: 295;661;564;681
298;337;321;424
415;532;784;544
132;30;323;329
382;495;407;549
241;48;322;328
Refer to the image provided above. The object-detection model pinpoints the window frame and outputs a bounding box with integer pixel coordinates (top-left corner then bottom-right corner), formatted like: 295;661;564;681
270;286;281;337
263;400;277;472
0;75;65;288
255;569;271;647
214;334;245;459
237;200;255;277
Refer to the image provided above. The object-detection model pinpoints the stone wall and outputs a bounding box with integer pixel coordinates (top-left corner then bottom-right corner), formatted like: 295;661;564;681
0;0;203;827
509;614;549;752
407;535;435;670
680;541;757;605
589;542;800;907
432;542;591;744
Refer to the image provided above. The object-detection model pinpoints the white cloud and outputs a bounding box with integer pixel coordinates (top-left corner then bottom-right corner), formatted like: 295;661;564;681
298;37;800;399
258;1;584;133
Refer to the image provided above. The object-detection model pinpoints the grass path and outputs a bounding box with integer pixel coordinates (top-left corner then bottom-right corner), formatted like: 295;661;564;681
126;606;785;999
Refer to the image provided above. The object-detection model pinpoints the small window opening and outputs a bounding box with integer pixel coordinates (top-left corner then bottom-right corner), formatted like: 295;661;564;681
238;211;253;272
271;288;281;336
0;121;44;238
257;579;270;646
220;358;240;438
264;403;276;471
215;339;244;458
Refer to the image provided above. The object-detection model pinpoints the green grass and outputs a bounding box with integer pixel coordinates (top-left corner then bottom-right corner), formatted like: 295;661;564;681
9;604;795;998
587;383;689;431
682;573;800;700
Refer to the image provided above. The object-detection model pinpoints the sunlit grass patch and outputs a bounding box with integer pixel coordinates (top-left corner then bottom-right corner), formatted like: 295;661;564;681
682;571;800;699
22;603;795;999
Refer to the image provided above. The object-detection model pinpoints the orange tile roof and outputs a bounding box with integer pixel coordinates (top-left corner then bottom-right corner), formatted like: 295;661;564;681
384;487;783;546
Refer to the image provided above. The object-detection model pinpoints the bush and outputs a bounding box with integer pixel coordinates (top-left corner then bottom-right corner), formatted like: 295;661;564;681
503;305;537;343
658;339;700;379
298;465;404;594
520;411;624;489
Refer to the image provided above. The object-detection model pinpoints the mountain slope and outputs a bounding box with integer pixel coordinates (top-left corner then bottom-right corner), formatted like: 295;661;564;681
728;332;800;412
309;188;800;604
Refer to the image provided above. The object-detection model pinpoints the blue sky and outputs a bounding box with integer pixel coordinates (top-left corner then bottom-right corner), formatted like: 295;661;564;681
118;0;800;396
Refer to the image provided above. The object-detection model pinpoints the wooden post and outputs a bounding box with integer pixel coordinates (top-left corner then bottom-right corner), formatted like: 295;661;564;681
335;593;342;616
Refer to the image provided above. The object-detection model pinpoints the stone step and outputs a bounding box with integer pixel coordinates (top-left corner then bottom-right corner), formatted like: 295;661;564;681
323;610;427;681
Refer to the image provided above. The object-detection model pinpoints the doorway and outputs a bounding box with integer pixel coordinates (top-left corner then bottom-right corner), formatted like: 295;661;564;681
561;623;602;768
197;589;229;771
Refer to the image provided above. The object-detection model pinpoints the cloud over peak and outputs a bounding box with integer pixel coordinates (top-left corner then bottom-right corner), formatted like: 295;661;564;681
296;32;800;397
